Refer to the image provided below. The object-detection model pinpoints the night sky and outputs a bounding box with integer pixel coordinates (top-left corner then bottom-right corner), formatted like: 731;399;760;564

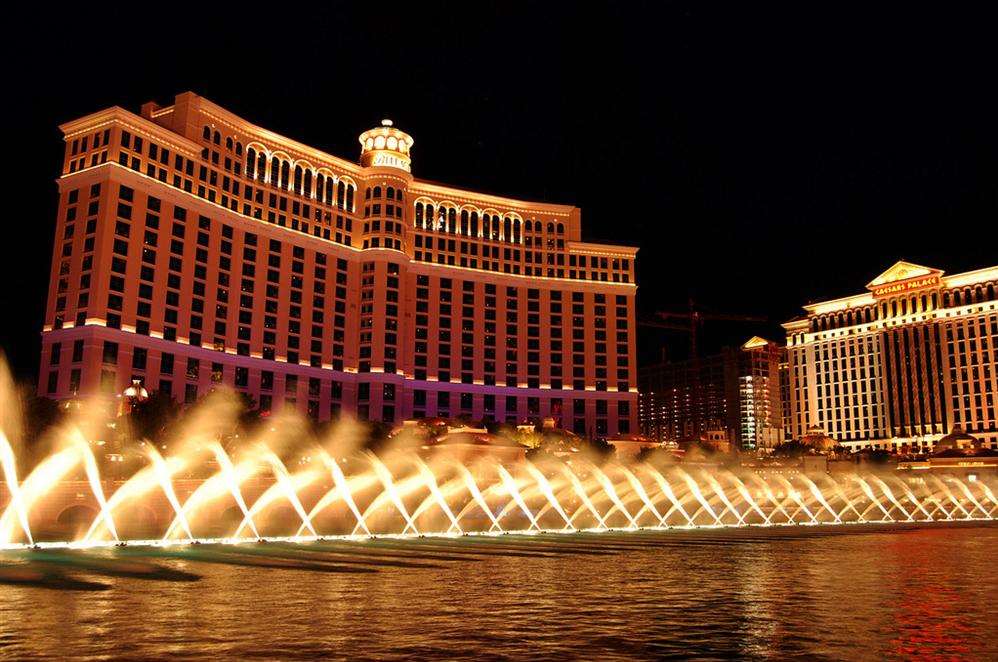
3;3;996;381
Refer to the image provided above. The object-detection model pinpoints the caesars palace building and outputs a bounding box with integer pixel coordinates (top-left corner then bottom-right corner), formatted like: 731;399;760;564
39;92;639;436
783;261;998;451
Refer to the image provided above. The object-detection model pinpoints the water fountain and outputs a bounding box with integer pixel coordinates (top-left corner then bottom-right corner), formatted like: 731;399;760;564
0;378;995;551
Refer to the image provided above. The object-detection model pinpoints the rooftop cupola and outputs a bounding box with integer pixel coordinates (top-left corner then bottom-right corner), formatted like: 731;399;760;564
358;119;414;173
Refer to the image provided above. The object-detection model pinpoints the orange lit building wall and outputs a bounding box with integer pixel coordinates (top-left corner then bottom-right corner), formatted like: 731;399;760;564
39;92;639;436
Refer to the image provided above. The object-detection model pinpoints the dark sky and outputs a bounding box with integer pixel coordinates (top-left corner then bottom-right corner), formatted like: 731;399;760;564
3;2;996;381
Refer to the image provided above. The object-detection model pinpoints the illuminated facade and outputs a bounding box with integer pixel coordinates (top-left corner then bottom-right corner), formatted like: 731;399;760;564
39;92;639;436
783;261;998;451
638;337;785;450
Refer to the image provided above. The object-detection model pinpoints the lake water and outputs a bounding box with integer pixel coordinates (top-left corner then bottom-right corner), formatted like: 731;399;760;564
1;523;995;660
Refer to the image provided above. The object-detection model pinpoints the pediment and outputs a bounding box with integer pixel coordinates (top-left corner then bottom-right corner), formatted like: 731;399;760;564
866;261;942;288
741;336;771;350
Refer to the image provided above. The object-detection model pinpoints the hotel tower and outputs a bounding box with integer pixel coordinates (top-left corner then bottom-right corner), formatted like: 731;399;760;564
783;261;998;451
39;92;639;436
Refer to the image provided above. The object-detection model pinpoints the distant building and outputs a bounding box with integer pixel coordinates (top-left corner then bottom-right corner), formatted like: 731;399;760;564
638;350;729;443
638;336;786;451
779;356;792;440
737;337;786;450
783;261;998;451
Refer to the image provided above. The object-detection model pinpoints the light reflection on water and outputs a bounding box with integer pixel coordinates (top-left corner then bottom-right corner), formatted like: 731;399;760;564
0;525;995;660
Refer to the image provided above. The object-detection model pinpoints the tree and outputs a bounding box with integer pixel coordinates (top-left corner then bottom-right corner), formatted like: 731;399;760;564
524;446;547;462
864;449;893;465
235;391;263;433
584;436;616;462
363;420;395;452
22;394;63;448
126;390;180;443
771;440;811;458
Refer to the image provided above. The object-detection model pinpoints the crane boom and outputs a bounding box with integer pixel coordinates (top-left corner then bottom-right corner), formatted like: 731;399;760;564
639;299;767;359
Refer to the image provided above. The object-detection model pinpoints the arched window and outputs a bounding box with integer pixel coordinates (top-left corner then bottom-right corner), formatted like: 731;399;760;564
415;202;424;226
316;174;325;202
447;208;456;233
303;169;312;198
270;156;280;186
202;126;211;140
373;186;382;198
525;220;533;232
280;161;290;189
503;217;512;241
246;148;257;179
325;177;334;205
513;219;521;243
460;210;469;235
293;165;303;194
557;223;564;234
346;184;355;210
547;222;554;233
225;137;233;150
470;211;479;237
257;152;267;181
235;142;242;156
213;131;221;145
386;186;394;199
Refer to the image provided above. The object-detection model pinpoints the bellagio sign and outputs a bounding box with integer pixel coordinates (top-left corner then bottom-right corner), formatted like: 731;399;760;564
370;152;411;172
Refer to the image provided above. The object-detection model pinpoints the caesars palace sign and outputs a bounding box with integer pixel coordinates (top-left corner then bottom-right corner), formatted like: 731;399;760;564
870;275;941;298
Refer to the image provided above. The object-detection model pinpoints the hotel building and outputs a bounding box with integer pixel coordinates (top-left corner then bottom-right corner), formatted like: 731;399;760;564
783;261;998;451
38;92;639;436
638;337;786;451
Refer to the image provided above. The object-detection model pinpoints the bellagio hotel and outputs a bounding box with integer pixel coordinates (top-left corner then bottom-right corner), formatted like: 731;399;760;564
39;92;639;436
783;261;998;451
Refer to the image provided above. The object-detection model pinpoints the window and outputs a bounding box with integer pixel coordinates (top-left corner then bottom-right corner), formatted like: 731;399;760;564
132;348;147;370
102;341;119;365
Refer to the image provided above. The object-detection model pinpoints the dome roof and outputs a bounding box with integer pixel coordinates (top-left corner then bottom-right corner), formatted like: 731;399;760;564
801;426;836;451
358;119;414;172
934;426;980;452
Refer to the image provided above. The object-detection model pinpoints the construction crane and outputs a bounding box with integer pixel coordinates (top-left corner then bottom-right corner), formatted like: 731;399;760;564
640;298;768;360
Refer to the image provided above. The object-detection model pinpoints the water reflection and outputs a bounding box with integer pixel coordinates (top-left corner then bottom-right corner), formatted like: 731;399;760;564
0;524;994;660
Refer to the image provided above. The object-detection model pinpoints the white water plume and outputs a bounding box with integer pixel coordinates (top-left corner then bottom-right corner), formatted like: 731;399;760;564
0;363;994;549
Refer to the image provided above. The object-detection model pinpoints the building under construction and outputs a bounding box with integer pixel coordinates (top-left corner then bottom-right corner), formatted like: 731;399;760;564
638;337;787;451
